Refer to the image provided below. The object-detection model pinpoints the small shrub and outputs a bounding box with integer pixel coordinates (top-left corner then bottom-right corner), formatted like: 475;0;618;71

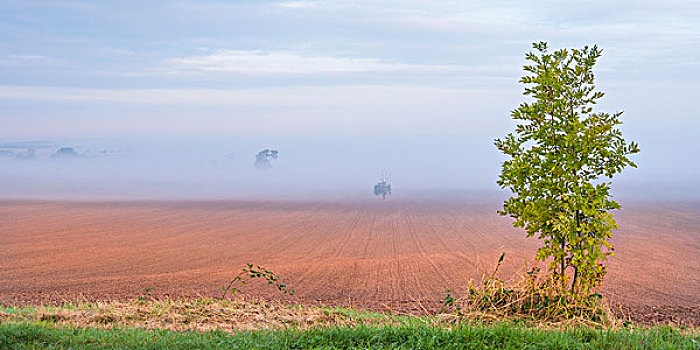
221;263;294;300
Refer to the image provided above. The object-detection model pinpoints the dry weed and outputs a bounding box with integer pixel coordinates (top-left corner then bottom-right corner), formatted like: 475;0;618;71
439;256;621;329
0;297;399;333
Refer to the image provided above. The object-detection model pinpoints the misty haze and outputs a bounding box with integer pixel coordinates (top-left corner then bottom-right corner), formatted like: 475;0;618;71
1;1;699;346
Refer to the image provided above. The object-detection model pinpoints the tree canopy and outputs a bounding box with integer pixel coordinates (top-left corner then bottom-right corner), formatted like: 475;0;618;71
494;42;640;296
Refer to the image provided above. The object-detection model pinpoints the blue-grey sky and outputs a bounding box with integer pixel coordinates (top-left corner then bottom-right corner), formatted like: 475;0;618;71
1;1;699;199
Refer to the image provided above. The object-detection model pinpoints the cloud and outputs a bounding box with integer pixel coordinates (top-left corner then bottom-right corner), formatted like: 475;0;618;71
162;50;472;75
0;84;513;138
0;84;501;107
0;55;49;65
276;1;320;9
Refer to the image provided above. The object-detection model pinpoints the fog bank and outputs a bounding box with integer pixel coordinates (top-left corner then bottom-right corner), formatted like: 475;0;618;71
1;135;696;201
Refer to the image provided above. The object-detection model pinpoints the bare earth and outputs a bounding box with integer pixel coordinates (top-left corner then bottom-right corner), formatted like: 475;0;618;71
1;199;698;325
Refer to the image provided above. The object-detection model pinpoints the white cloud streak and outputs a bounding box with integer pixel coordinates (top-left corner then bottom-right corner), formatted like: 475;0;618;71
0;84;501;107
0;55;49;65
163;50;479;75
0;84;515;138
276;1;320;9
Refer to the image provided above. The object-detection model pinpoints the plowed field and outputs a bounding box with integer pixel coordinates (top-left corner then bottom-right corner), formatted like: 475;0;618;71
1;199;698;324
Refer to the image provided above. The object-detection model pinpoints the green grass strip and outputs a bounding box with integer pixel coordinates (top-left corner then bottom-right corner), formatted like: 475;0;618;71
1;321;698;349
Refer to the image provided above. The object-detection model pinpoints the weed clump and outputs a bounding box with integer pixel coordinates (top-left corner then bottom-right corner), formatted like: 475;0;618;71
442;253;617;328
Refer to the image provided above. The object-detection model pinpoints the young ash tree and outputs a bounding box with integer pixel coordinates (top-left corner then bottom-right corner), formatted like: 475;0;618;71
494;42;639;297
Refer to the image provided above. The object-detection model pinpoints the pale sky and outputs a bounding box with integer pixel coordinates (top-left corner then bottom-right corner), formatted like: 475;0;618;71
1;1;699;198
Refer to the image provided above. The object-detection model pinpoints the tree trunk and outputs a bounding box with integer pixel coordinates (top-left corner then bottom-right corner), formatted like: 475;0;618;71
570;210;581;295
560;238;566;290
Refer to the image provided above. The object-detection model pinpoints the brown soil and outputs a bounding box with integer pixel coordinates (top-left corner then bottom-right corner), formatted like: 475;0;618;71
1;199;698;325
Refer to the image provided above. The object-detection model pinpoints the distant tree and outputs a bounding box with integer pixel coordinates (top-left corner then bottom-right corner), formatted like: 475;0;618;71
373;172;392;200
14;148;36;160
52;147;79;158
254;149;279;169
494;42;640;296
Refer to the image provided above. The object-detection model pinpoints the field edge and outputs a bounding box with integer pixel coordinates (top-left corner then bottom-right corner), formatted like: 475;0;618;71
2;319;699;350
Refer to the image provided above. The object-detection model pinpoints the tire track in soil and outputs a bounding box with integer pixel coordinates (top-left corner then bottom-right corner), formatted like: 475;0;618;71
292;205;366;297
413;203;479;271
400;206;451;301
357;210;378;302
409;204;482;299
315;206;370;303
389;208;404;303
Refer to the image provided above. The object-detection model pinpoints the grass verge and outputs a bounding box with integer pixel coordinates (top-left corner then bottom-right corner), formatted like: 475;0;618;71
2;320;699;349
1;299;699;349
